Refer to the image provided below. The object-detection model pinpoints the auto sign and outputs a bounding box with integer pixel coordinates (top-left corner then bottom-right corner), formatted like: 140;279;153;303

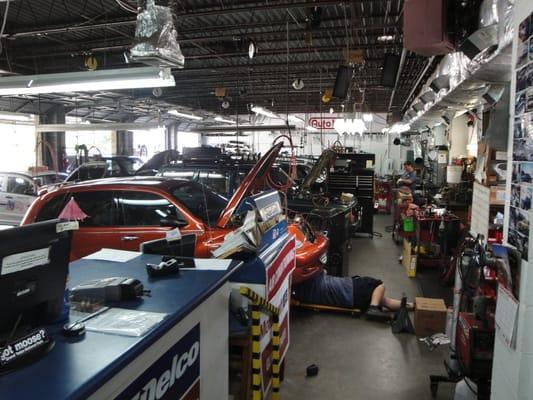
308;117;337;131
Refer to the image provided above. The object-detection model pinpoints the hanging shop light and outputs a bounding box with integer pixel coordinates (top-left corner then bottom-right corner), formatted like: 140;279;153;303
168;110;203;120
362;113;373;122
288;115;304;123
388;123;411;134
214;116;236;124
334;118;367;135
0;67;175;95
251;106;280;119
292;78;305;90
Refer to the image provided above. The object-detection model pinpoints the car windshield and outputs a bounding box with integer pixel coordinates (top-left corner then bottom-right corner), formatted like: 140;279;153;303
120;158;144;174
161;169;230;195
170;181;228;227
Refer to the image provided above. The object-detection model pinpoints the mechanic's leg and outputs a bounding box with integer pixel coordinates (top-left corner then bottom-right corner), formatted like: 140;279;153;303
381;297;414;311
369;283;386;307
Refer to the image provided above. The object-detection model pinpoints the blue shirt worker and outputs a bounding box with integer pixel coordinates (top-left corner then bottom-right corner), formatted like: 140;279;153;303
397;161;417;192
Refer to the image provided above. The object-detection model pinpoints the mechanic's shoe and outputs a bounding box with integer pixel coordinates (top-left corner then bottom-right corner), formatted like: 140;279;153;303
365;305;391;322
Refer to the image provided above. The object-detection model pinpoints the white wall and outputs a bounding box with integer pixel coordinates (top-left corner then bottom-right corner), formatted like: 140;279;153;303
494;1;533;399
202;113;407;176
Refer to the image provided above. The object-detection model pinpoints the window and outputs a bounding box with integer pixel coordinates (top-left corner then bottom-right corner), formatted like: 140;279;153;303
7;176;35;195
35;194;69;222
105;160;122;177
115;191;184;226
67;164;106;182
71;191;115;227
171;182;228;227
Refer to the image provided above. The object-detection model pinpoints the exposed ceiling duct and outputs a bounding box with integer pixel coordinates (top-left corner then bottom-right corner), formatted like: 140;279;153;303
404;0;514;131
129;0;185;68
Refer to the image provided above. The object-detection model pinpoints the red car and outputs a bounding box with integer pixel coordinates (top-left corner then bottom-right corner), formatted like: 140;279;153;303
22;144;327;282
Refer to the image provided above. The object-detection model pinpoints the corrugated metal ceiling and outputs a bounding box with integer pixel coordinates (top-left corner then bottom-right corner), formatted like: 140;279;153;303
0;0;432;121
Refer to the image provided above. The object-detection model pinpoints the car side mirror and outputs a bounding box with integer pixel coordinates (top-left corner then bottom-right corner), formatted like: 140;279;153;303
160;218;188;228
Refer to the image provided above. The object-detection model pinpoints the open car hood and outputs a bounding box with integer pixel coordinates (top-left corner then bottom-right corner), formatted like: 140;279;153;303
299;149;337;193
217;143;283;228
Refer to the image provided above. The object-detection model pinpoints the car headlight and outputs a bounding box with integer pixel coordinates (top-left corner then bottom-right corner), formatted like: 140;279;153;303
319;252;328;264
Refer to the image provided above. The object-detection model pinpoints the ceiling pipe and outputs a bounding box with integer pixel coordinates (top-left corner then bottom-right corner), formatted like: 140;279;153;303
36;122;160;132
387;48;407;112
4;20;398;40
199;125;296;132
400;56;435;115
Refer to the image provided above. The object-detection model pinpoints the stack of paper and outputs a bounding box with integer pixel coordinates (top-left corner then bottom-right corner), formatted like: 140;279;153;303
212;211;260;259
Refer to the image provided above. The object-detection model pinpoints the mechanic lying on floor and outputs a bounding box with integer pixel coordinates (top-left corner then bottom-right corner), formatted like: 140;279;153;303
292;271;413;319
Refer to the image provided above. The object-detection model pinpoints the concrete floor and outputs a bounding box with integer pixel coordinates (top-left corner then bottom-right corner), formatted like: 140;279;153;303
282;215;455;400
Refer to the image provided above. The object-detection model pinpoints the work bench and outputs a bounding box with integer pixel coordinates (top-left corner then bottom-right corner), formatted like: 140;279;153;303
0;254;242;400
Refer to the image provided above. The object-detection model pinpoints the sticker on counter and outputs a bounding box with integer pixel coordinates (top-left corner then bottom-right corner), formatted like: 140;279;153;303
56;220;79;233
1;247;50;275
116;323;200;400
166;227;182;242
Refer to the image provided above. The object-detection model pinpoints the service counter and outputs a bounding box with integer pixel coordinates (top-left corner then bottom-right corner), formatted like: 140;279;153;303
0;254;242;400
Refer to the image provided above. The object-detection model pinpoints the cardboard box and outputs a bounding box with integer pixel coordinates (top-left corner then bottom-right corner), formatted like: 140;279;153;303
402;238;417;278
489;185;506;205
414;297;447;337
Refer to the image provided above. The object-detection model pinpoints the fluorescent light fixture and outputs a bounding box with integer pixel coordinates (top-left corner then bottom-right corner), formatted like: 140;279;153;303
214;116;236;124
0;67;175;95
334;118;367;135
377;35;395;42
305;126;319;132
251;106;280;119
362;113;373;122
388;123;411;134
168;110;203;120
288;115;304;123
0;112;35;122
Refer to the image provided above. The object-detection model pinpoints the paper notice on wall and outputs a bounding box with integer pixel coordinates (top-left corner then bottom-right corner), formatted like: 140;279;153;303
495;285;519;349
1;247;50;275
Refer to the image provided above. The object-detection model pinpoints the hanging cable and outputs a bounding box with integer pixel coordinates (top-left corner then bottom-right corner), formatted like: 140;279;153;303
0;0;11;56
115;0;138;13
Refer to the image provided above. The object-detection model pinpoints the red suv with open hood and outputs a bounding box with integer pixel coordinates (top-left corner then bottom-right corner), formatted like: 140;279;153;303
22;144;327;282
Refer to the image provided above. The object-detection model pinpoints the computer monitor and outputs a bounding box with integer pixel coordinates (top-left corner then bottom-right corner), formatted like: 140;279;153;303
140;234;196;258
0;219;72;337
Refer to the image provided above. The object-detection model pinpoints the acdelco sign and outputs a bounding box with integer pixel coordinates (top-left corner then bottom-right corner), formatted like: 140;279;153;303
308;117;337;131
117;324;201;400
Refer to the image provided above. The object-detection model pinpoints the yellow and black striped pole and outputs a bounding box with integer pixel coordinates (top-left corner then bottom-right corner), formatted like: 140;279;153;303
251;302;262;400
240;286;282;400
271;313;281;400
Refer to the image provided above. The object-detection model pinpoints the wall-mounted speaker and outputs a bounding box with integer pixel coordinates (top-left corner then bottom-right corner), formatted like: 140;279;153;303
381;54;400;87
332;65;352;99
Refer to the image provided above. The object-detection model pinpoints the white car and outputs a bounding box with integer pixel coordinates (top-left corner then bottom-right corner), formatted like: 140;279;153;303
0;171;66;225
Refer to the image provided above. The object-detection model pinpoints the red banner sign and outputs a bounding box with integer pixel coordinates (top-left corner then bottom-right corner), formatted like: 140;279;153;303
308;117;337;131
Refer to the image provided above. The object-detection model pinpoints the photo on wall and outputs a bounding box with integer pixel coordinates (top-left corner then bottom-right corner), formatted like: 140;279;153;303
512;162;519;183
512;184;521;208
519;14;531;43
528;87;533;112
515;116;525;138
516;91;526;115
516;68;527;93
518;41;529;69
508;228;529;262
509;206;530;236
518;162;533;183
513;138;533;161
521;186;532;211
